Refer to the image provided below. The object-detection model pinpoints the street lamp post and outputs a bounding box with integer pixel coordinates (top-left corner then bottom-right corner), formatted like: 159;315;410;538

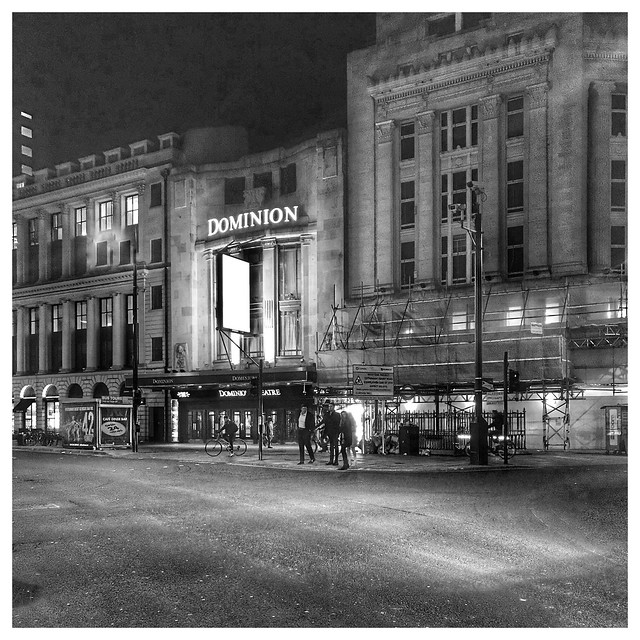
132;228;146;453
468;181;488;466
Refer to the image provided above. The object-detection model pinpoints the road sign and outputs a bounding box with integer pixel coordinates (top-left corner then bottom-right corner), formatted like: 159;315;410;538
352;365;394;397
530;322;543;335
484;392;503;406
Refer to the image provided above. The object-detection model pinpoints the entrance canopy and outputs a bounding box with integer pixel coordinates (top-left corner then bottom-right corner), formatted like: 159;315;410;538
13;398;34;413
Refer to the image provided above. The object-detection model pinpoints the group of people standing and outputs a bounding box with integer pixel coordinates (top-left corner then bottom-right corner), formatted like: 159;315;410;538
296;401;357;470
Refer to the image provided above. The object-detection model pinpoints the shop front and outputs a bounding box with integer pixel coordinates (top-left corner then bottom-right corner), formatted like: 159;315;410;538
131;367;316;444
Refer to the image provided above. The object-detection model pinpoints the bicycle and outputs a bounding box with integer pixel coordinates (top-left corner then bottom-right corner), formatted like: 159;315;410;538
311;427;329;454
457;432;516;459
204;433;247;457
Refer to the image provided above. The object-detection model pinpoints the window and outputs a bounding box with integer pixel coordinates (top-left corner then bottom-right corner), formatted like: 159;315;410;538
51;213;62;241
100;298;113;327
279;246;301;300
462;13;490;29
151;337;163;361
96;241;108;266
611;226;626;273
440;105;478;151
150;182;163;207
507;161;524;213
507;225;524;277
151;285;163;310
400;122;415;161
126;295;135;325
51;304;62;333
451;309;474;331
400;241;415;287
400;181;415;229
451;235;467;283
75;206;87;236
611;94;626;137
120;240;131;265
280;164;297;195
124;194;138;226
29;307;38;335
253;172;273;198
150;238;162;263
545;303;561;325
28;218;38;245
225;177;246;204
98;200;113;231
428;14;456;37
21;126;32;138
442;168;477;222
507;96;524;138
611;160;626;212
13;222;18;250
75;301;87;330
21;145;32;157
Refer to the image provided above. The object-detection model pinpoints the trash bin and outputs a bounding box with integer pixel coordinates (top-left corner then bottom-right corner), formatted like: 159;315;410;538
399;424;420;455
16;432;25;446
469;419;489;465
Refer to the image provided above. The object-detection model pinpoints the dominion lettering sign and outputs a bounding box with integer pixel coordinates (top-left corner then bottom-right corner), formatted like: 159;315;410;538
208;206;299;237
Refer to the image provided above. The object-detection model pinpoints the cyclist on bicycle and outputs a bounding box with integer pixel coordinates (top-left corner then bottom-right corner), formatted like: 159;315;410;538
221;416;238;456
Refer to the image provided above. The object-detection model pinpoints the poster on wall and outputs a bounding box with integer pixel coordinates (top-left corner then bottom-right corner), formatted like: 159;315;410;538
60;402;97;448
99;404;132;448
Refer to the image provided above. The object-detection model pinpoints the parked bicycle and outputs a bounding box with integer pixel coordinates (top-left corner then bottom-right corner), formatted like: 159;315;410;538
204;432;247;457
457;431;516;459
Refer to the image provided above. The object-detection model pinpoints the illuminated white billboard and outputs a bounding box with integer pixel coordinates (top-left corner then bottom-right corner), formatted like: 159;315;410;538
216;254;251;334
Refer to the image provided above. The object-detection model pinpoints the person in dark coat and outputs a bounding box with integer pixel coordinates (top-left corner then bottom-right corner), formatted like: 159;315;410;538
296;405;316;465
318;401;342;465
338;410;356;470
221;416;238;456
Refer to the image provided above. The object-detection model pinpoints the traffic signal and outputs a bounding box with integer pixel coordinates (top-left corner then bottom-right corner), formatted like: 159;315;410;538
508;369;520;393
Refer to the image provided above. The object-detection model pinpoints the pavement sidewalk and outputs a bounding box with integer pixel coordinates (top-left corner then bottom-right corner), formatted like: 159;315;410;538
12;441;626;473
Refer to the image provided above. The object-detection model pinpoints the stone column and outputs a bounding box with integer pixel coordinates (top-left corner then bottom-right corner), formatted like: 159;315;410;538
61;299;73;372
60;204;73;278
526;83;551;277
300;234;314;358
416;111;436;287
37;210;50;282
16;306;26;375
588;81;616;273
374;120;395;288
479;95;502;279
112;293;125;369
86;296;99;371
261;238;278;363
38;303;50;374
205;250;217;364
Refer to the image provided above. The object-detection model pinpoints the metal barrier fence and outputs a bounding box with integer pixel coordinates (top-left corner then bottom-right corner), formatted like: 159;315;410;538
382;410;527;451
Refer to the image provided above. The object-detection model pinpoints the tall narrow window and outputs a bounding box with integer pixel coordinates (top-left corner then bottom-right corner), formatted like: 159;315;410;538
507;225;524;277
451;235;467;283
150;238;162;263
507;161;524;213
611;93;626;137
124;194;138;226
27;307;39;374
400;241;415;287
611;226;626;273
151;285;163;310
278;245;301;356
611;160;626;213
120;240;131;265
125;294;135;367
51;213;62;241
98;200;113;231
400;122;415;161
75;301;87;371
51;304;62;373
99;298;113;369
96;241;108;266
151;337;163;361
507;96;524;138
400;181;415;229
75;206;87;236
280;164;297;195
50;213;63;279
28;218;38;245
150;182;163;207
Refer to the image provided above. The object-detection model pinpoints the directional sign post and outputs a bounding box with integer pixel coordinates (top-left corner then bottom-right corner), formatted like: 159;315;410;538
352;365;394;398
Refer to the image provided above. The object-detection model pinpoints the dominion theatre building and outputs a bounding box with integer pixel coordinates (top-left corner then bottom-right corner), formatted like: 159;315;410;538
12;126;346;443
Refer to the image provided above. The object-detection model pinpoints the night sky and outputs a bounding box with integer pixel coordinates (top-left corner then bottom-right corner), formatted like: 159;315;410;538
13;12;376;172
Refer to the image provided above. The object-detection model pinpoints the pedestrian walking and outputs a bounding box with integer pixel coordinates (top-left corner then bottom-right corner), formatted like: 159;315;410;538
221;416;238;456
265;416;274;448
339;410;356;470
296;405;316;465
318;401;341;465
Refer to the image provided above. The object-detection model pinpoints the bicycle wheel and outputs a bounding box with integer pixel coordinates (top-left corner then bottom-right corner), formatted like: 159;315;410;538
497;441;516;459
312;439;318;453
233;439;247;456
205;439;223;457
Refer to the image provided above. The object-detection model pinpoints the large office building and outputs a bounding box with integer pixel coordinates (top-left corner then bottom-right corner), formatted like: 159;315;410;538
12;126;345;443
316;12;627;450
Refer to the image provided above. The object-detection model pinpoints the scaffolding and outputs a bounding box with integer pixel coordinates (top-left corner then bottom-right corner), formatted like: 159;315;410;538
316;275;628;446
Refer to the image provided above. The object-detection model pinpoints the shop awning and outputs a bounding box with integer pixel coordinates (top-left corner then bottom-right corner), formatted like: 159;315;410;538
13;398;34;412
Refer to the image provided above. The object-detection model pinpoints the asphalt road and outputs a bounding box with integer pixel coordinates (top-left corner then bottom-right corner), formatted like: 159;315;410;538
12;450;627;628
